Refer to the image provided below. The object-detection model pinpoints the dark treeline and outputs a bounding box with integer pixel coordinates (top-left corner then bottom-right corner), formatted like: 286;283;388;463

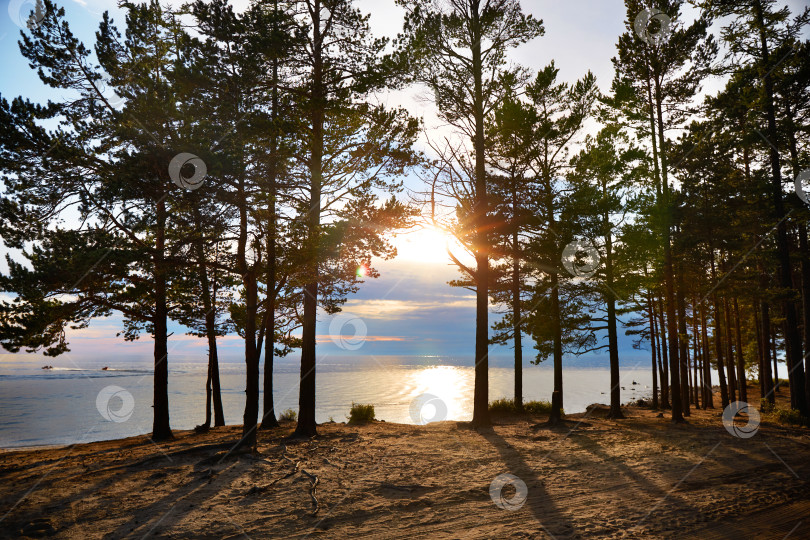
1;0;809;445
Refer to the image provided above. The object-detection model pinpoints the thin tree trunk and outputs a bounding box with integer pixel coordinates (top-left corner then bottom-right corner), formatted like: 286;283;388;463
471;2;490;427
724;296;738;403
261;10;281;431
676;262;690;416
733;298;747;403
654;78;683;423
772;330;780;394
760;269;776;405
261;285;279;429
550;269;564;423
692;295;700;407
753;0;806;416
607;293;622;418
239;173;260;448
754;301;765;400
711;257;729;408
605;223;623;419
785;99;810;416
646;73;663;414
657;296;670;409
295;0;324;437
700;300;713;408
152;196;173;441
195;227;224;428
649;292;659;409
801;223;810;413
512;182;523;411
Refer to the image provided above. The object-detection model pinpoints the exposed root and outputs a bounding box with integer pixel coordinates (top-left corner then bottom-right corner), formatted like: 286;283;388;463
300;468;319;515
243;444;320;515
244;445;302;496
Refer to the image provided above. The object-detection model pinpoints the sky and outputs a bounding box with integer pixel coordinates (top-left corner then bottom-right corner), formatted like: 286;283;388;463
0;0;806;365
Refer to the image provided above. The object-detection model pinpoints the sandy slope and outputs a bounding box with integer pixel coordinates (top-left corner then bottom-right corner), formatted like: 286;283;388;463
1;386;808;539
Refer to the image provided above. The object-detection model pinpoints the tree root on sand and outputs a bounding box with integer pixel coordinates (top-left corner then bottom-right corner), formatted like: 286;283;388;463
300;468;320;515
245;444;319;515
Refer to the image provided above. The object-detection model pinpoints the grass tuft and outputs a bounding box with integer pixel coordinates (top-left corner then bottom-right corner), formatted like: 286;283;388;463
489;398;560;415
347;403;375;424
279;409;297;422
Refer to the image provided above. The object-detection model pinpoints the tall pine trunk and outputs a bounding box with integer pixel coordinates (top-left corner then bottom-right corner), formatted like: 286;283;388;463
239;173;260;448
733;298;747;403
801;224;810;412
700;300;714;408
654;80;683;422
657;296;670;408
676;262;690;416
511;180;523;411
754;301;765;400
196;232;224;428
723;296;738;403
261;22;281;431
605;230;622;419
711;257;729;408
152;197;172;441
550;269;564;423
470;3;490;427
649;292;659;409
295;0;324;437
785;101;810;416
753;0;806;416
692;295;701;407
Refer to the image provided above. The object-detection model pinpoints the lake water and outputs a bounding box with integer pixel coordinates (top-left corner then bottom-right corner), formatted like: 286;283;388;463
0;356;662;448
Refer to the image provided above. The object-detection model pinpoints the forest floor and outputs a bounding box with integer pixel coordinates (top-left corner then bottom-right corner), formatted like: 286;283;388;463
1;384;809;539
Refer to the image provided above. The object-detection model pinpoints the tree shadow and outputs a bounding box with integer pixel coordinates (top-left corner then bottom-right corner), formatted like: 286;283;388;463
102;459;244;539
478;426;580;539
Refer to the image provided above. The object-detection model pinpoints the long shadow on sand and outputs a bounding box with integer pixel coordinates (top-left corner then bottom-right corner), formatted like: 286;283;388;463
478;425;580;539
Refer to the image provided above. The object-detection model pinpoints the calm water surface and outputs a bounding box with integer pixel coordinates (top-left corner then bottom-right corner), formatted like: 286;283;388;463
0;357;658;448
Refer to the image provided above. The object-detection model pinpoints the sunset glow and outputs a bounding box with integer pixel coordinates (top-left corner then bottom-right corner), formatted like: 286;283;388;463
392;225;462;264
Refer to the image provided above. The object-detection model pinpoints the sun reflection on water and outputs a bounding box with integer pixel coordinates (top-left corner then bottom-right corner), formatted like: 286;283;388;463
406;365;472;423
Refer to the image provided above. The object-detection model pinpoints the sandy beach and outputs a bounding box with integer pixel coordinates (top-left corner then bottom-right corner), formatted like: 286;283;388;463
1;385;808;539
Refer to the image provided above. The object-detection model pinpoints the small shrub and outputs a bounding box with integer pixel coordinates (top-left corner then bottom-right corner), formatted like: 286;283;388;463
348;403;375;424
525;400;558;415
489;398;561;416
760;399;775;413
279;409;297;422
769;407;806;426
489;398;518;413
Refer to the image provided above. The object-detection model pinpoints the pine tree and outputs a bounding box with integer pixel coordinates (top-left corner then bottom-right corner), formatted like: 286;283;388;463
399;0;543;427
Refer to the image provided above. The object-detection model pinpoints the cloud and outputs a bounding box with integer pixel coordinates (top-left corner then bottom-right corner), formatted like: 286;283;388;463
316;335;410;343
339;297;476;320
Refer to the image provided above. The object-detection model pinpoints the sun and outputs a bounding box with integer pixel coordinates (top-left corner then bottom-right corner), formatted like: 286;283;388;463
392;225;457;263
